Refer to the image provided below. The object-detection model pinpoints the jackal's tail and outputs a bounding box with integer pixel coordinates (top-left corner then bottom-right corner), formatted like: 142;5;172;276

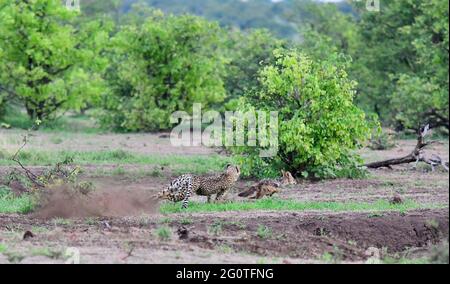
238;186;258;197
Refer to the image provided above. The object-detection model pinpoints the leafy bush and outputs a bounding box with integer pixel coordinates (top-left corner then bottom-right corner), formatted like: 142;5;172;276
231;49;373;179
100;10;227;131
0;0;110;121
392;74;449;132
354;0;449;131
223;29;286;110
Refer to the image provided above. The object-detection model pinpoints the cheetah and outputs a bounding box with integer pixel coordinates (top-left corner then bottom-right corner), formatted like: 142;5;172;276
156;164;240;208
238;170;296;199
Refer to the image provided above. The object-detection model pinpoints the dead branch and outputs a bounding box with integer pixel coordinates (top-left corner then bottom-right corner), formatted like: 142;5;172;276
10;124;46;188
364;124;449;171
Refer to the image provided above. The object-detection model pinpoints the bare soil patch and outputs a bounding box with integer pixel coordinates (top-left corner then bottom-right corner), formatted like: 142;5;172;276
0;209;447;263
0;129;218;156
0;130;448;263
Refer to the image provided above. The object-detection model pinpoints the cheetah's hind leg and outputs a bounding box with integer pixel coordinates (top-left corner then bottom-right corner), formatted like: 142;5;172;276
215;190;227;203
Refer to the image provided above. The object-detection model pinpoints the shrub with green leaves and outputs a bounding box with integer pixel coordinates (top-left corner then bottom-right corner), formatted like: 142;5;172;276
100;10;227;131
231;49;373;179
0;0;110;121
223;29;286;110
354;0;449;132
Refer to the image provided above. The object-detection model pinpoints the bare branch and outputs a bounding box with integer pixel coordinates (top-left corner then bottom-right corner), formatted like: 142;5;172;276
363;124;448;172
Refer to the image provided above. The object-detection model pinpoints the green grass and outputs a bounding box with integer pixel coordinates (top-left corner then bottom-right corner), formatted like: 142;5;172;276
52;218;73;226
208;221;223;236
257;225;272;239
0;243;7;254
0;194;35;214
0;196;440;216
30;247;64;259
382;257;431;264
0;106;34;130
0;149;230;174
154;226;171;241
160;198;439;214
2;250;25;263
0;105;102;134
179;217;193;225
50;136;64;144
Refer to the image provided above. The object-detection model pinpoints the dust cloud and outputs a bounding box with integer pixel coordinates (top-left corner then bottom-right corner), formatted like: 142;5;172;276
32;182;159;219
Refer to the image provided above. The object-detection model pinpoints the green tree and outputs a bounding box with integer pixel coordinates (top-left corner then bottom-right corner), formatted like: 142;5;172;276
0;0;109;120
141;0;298;39
223;29;286;110
354;0;449;131
288;1;379;120
232;49;372;179
100;10;227;131
288;0;359;55
81;0;122;22
391;0;449;131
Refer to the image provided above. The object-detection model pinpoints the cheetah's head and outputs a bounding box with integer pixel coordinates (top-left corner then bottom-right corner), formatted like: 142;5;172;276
155;188;171;200
225;164;241;181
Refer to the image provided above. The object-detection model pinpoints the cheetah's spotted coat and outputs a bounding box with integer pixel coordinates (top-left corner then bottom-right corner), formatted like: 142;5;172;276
158;165;240;208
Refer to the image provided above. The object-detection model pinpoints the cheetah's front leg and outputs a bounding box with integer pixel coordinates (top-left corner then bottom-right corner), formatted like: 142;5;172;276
215;189;227;202
182;192;191;209
181;177;193;209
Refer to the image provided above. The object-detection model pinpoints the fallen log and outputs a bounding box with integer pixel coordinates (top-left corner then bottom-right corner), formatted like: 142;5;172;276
364;124;449;171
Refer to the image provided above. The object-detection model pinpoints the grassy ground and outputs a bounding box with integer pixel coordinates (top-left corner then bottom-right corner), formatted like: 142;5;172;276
0;149;230;171
1;111;448;264
1;190;440;215
1;110;231;175
0;106;102;134
0;150;231;180
0;187;34;214
159;198;438;214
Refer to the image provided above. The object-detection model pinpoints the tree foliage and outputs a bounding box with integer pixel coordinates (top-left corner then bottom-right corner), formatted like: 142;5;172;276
223;29;286;110
100;10;227;131
133;0;298;39
0;0;109;120
390;0;449;131
286;0;448;132
231;49;372;179
354;0;449;131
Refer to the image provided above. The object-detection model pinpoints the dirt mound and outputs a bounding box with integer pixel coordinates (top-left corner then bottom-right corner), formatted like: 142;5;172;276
293;210;449;252
32;183;158;219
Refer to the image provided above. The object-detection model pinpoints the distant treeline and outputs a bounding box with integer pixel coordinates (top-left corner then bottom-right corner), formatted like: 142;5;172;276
0;0;447;178
75;0;449;132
